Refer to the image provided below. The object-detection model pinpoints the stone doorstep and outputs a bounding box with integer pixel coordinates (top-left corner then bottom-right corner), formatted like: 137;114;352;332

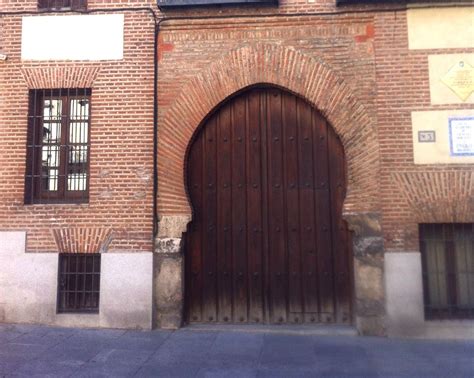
422;321;474;340
386;319;474;341
183;323;358;337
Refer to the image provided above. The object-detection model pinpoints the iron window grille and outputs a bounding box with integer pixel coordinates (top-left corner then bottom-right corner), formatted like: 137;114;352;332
25;89;91;204
419;223;474;320
38;0;87;10
57;253;101;313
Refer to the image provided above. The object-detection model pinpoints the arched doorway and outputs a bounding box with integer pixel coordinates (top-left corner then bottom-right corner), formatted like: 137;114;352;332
184;86;353;324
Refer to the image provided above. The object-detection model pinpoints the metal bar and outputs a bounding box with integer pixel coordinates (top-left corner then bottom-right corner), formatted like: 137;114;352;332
420;223;473;320
57;254;100;313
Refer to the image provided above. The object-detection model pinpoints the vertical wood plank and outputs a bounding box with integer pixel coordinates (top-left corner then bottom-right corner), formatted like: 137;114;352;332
297;97;319;319
282;93;303;321
202;115;218;322
186;130;204;322
246;90;264;323
313;113;336;322
260;90;271;324
231;95;249;323
266;89;287;323
216;104;233;322
328;125;351;323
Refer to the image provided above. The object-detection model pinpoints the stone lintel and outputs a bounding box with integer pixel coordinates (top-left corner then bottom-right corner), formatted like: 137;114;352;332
157;215;191;238
344;211;383;238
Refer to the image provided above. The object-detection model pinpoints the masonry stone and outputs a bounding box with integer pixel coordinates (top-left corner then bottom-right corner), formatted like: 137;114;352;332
153;251;184;329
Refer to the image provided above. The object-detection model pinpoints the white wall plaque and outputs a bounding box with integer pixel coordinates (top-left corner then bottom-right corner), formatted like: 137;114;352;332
411;110;474;164
449;117;474;156
22;14;124;61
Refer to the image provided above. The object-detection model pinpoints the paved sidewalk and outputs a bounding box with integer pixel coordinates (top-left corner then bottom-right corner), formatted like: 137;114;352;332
0;323;473;377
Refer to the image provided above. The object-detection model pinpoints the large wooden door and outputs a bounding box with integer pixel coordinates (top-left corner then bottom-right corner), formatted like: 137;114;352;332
185;87;352;325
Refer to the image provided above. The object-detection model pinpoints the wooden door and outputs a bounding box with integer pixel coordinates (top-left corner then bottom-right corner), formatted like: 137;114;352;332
185;87;352;324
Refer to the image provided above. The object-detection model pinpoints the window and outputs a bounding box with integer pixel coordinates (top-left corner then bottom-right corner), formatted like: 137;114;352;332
57;253;101;313
25;89;91;204
157;0;277;7
420;223;474;319
38;0;87;10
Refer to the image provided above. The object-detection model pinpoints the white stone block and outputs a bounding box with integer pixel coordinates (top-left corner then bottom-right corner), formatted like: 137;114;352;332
100;253;153;330
22;14;124;61
385;252;424;337
0;232;57;324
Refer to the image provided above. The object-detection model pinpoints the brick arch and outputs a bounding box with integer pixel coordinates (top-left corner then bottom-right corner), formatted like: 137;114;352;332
20;66;101;89
158;43;380;225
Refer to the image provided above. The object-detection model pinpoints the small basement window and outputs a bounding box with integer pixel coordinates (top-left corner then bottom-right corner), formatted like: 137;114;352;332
57;253;101;313
419;223;474;320
38;0;87;10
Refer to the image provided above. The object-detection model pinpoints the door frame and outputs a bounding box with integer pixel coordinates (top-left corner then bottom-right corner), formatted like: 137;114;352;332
182;85;355;325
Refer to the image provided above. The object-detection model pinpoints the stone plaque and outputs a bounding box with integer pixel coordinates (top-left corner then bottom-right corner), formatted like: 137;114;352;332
22;15;124;61
441;61;474;102
449;117;474;156
418;130;436;143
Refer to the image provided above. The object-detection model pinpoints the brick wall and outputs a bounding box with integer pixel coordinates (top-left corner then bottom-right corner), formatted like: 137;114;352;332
156;5;473;250
0;1;156;252
374;11;474;251
157;16;380;218
1;0;473;254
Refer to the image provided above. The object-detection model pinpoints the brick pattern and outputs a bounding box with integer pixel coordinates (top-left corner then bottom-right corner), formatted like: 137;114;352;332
0;4;156;252
157;9;473;254
392;171;474;223
158;21;381;221
20;66;101;89
52;227;112;253
374;11;474;251
1;0;473;257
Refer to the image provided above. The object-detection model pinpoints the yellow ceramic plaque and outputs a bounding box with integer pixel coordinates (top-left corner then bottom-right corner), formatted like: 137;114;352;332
441;61;474;102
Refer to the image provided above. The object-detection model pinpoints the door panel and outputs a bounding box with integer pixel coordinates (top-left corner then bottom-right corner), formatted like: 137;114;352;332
185;87;352;324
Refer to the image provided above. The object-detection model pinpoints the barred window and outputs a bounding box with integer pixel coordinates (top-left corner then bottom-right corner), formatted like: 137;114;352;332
38;0;87;10
420;223;474;320
57;253;101;313
25;89;91;204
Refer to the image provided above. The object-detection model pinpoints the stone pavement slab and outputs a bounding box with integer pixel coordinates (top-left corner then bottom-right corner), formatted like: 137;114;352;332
0;323;473;377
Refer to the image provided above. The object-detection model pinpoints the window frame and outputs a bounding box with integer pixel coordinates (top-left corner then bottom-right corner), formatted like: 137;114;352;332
25;88;91;205
38;0;87;11
419;223;474;320
57;253;101;314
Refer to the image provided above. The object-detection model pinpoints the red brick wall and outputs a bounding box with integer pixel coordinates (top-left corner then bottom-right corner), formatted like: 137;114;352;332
157;16;380;218
0;2;156;252
156;5;473;250
2;0;473;253
374;11;474;251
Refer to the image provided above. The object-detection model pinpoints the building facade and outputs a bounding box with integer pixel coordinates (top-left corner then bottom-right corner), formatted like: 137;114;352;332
0;0;473;337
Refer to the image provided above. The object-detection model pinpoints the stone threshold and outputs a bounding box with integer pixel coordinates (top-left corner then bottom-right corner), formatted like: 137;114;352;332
183;323;358;336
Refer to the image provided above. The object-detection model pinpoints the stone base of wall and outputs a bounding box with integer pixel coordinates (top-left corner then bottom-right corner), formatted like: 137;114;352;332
154;214;388;336
153;238;183;329
347;212;386;336
385;251;474;340
385;251;424;337
0;231;153;329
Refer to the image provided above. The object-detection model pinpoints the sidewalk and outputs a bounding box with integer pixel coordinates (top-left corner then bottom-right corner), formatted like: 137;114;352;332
0;323;473;377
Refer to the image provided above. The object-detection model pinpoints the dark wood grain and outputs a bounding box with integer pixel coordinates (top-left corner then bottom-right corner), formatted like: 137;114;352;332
185;86;352;324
